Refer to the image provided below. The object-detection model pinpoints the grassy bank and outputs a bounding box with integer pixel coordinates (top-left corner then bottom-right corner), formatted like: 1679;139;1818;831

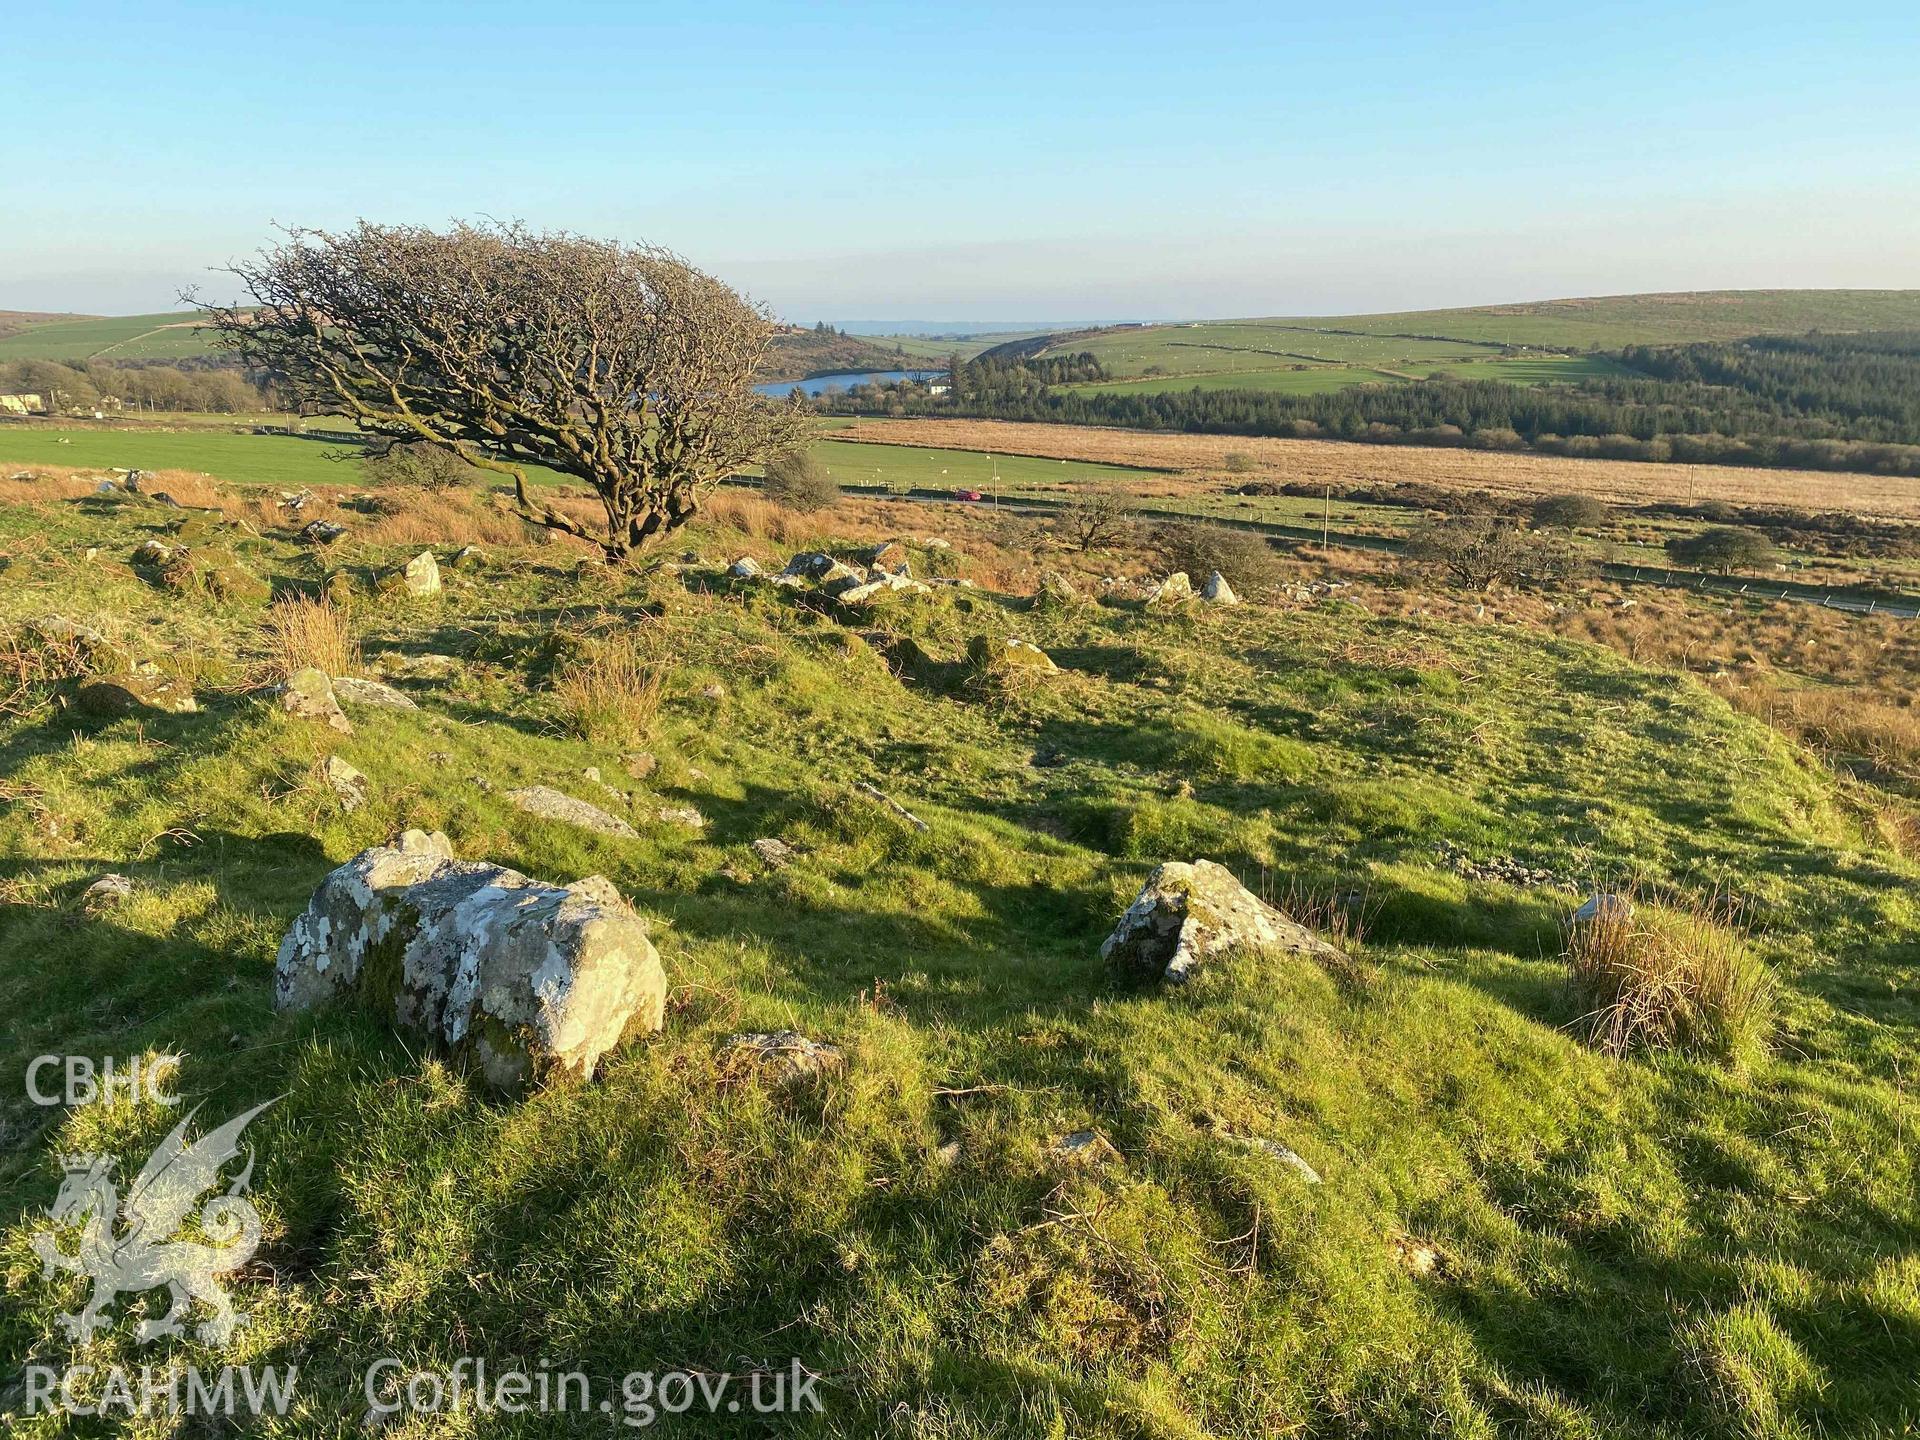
0;476;1916;1436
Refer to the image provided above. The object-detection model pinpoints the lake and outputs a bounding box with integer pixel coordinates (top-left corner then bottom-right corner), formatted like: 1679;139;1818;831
755;369;938;398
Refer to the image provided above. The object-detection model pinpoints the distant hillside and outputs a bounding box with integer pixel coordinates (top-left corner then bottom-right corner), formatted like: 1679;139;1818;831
761;327;909;380
0;310;220;362
0;311;907;381
1024;290;1920;386
0;310;82;342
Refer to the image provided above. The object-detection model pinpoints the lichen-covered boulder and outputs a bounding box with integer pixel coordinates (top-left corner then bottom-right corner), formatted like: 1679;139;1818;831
322;754;370;812
1033;570;1081;609
1102;859;1344;983
968;635;1058;673
332;675;418;710
279;667;352;734
402;550;441;596
1145;572;1194;607
274;829;665;1090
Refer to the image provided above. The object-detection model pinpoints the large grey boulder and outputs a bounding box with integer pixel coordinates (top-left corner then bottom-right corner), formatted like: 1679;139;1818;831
274;830;665;1089
1102;859;1343;983
1200;571;1240;605
401;550;440;597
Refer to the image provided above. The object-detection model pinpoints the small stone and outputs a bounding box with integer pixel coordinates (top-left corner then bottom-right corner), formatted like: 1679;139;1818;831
1050;1130;1120;1165
401;550;440;597
506;785;638;838
727;555;762;578
1571;893;1633;927
721;1031;845;1084
81;874;134;913
298;519;347;546
1200;571;1240;605
323;755;370;812
968;635;1058;673
1146;572;1194;607
624;751;659;780
331;675;418;710
1033;570;1080;608
657;806;706;830
751;837;796;868
701;683;726;701
1223;1133;1321;1183
864;541;911;575
448;545;483;568
75;673;198;717
131;539;177;566
280;667;353;734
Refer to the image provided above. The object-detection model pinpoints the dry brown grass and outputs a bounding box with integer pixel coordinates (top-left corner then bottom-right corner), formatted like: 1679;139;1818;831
552;636;667;744
835;417;1920;520
1564;895;1772;1063
264;596;360;680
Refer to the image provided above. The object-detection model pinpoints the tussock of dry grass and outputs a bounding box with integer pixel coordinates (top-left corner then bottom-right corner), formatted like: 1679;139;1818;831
263;596;360;681
552;636;667;743
1564;895;1772;1063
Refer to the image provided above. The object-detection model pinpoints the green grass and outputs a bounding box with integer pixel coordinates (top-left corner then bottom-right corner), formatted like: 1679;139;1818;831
809;437;1162;490
0;485;1916;1435
0;428;369;488
0;311;222;363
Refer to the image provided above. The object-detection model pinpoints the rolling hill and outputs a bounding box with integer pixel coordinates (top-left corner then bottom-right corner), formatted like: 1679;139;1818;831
0;311;908;381
1014;290;1920;393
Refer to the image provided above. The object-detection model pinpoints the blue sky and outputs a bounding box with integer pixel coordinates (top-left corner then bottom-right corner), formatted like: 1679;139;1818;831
3;0;1916;322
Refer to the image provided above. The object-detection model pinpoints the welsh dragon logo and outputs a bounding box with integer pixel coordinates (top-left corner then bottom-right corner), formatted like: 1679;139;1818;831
31;1100;274;1346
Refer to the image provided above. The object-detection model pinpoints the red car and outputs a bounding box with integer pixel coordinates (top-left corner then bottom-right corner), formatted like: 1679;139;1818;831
954;488;985;502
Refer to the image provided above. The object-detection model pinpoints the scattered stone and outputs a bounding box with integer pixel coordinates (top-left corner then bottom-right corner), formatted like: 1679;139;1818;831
198;559;271;605
751;837;796;868
448;545;483;568
1200;571;1240;605
1050;1130;1120;1165
1572;893;1633;927
657;806;706;830
780;552;852;582
1146;572;1194;607
75;673;198;717
273;829;665;1090
80;874;134;913
130;539;178;566
298;519;347;546
855;780;929;833
1102;859;1345;984
1223;1133;1321;1183
323;571;358;606
721;1030;845;1085
624;751;659;781
923;537;951;551
149;493;181;509
1033;570;1080;608
934;1139;963;1166
322;755;370;812
864;540;910;574
969;635;1058;673
701;682;726;701
506;785;638;838
726;555;762;578
331;675;419;711
279;667;353;735
401;550;441;597
382;652;458;680
1391;1233;1447;1278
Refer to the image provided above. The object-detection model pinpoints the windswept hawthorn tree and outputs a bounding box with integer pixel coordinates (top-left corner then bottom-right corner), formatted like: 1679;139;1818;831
199;221;807;559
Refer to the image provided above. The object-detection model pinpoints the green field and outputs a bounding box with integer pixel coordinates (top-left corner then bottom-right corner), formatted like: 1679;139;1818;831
852;331;1050;362
0;311;222;362
0;428;366;488
1406;354;1641;384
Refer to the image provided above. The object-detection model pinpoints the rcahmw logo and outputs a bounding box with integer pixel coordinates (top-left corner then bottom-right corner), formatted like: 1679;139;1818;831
31;1100;275;1344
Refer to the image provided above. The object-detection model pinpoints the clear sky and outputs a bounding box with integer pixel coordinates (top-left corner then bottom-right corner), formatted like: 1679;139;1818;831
4;0;1916;324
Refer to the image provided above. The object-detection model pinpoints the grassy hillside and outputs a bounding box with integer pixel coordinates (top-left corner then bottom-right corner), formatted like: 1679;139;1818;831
0;311;222;363
1027;291;1920;389
0;312;79;342
0;470;1916;1435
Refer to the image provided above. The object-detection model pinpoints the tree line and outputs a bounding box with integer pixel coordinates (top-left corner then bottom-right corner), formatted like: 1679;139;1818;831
0;358;271;414
815;331;1920;476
